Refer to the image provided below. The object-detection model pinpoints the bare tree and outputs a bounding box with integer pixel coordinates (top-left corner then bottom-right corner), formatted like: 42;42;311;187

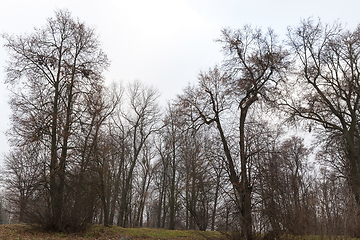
316;141;360;237
152;136;171;228
146;102;183;229
133;142;154;227
285;18;360;207
162;104;181;230
178;125;212;231
261;136;316;235
117;81;161;227
3;9;109;231
4;144;45;223
180;25;289;239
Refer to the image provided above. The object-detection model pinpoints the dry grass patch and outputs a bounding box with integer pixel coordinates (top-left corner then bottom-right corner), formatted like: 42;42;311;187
0;224;225;240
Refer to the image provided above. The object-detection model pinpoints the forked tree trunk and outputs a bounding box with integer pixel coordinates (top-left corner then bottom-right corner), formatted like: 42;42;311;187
215;112;253;240
239;104;254;240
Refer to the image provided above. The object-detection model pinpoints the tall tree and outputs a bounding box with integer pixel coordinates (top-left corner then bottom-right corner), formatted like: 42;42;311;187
219;26;289;239
3;9;109;231
181;26;289;239
285;19;360;207
117;81;161;227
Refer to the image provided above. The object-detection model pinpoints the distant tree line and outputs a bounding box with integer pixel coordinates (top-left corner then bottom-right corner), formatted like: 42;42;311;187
2;9;360;238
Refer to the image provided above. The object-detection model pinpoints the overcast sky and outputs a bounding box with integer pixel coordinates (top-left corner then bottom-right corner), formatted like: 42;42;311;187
0;0;360;158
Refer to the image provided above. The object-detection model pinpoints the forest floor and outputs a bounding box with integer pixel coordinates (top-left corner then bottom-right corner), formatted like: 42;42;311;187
0;223;226;239
0;224;357;240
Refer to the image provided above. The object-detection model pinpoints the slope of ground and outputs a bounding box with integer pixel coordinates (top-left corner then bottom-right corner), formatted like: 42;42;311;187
0;224;225;240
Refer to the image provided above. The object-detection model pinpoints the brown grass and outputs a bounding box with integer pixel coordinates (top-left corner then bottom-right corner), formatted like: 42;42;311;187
0;223;225;240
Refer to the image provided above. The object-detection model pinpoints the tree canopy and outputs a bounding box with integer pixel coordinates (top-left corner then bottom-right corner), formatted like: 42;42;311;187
2;11;360;238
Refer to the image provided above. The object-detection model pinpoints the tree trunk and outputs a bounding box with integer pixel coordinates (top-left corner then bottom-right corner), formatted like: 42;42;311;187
102;197;109;227
49;78;60;230
345;135;360;207
214;113;252;239
157;181;164;228
169;142;176;230
135;169;148;227
239;107;252;240
119;152;138;226
109;142;126;226
211;172;221;231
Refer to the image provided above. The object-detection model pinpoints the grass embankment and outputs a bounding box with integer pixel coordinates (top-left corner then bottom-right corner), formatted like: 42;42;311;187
0;223;225;240
1;224;358;240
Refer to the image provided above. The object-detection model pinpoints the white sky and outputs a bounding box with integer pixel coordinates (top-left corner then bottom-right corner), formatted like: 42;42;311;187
0;0;359;158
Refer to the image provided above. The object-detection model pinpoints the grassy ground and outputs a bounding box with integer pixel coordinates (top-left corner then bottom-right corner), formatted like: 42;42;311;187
0;224;226;240
0;224;358;240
